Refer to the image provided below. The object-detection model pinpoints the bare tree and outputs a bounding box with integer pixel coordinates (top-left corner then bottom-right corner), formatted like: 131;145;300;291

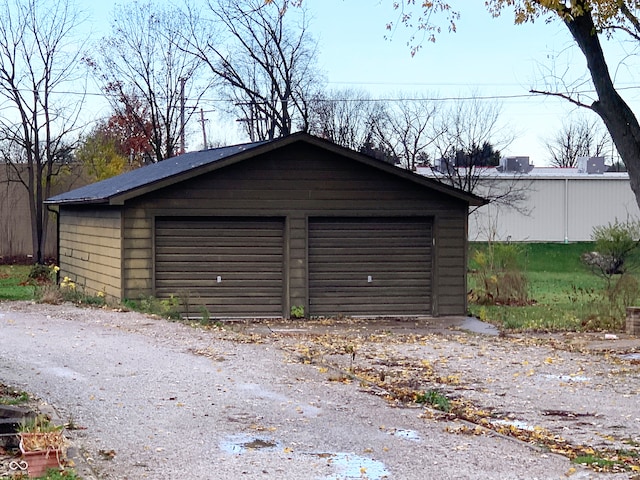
0;0;85;263
430;96;529;213
384;1;640;212
544;115;611;168
374;94;440;171
87;1;207;163
182;0;321;141
308;88;386;151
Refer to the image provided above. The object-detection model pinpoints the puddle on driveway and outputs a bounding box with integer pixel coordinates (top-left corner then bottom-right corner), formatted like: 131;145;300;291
492;419;535;431
219;433;280;455
220;436;390;479
388;428;420;442
44;366;85;381
237;383;322;418
539;374;590;383
319;453;390;480
238;383;290;403
619;352;640;362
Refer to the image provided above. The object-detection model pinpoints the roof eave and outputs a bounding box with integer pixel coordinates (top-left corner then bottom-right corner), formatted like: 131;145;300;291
44;198;112;206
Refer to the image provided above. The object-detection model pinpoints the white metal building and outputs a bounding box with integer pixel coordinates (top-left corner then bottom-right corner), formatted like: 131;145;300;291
417;165;640;242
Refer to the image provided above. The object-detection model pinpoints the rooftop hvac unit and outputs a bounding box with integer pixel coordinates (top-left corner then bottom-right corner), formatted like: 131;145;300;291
496;156;533;173
577;156;605;174
434;157;455;174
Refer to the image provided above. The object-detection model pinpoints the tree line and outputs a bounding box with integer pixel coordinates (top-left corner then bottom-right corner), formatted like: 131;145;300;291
0;0;620;263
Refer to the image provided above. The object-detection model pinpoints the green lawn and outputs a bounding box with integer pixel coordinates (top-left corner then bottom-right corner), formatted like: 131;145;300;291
0;245;633;332
468;242;631;332
0;264;35;300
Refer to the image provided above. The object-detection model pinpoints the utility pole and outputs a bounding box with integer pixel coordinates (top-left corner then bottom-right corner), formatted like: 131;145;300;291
235;101;257;142
198;108;208;149
179;77;186;154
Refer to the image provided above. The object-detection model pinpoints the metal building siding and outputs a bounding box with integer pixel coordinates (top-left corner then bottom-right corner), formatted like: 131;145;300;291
308;217;433;316
567;179;639;240
155;217;284;317
469;176;640;242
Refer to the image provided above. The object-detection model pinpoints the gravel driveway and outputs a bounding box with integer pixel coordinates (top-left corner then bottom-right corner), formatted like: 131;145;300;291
0;301;639;480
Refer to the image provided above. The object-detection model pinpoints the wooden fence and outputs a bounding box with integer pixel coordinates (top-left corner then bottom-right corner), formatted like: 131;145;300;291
0;164;90;262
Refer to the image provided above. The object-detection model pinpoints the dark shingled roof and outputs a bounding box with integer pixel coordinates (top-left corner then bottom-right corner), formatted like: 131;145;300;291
46;140;267;205
46;133;486;207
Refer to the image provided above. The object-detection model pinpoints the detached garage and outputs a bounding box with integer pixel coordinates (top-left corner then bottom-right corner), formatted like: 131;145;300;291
46;133;484;318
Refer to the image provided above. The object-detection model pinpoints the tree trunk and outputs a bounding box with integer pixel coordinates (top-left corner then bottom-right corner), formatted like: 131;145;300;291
564;5;640;209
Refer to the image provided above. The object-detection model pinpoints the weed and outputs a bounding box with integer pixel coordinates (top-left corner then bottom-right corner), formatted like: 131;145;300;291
65;415;80;431
0;388;29;405
199;305;211;326
33;469;80;480
616;449;640;458
590;219;640;279
123;295;181;320
572;455;623;468
27;263;58;284
34;275;107;307
415;389;451;412
290;305;305;319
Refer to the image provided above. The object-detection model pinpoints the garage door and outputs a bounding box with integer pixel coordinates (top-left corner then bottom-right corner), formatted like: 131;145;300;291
155;217;284;317
308;217;432;316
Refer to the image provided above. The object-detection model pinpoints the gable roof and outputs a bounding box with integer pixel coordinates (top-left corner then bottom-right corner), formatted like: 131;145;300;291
46;132;485;206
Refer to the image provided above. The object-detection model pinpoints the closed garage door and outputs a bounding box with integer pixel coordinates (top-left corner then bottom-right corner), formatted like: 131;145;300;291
155;217;284;317
309;217;432;316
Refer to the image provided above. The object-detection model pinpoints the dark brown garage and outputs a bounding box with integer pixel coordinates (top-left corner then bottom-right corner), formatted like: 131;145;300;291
308;217;433;316
46;133;484;319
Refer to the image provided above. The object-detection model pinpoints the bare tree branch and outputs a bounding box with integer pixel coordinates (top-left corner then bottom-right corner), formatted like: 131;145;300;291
180;0;321;141
529;88;593;109
87;1;208;162
0;0;86;262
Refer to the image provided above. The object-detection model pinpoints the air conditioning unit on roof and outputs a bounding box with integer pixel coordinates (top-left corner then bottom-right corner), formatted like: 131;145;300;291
577;156;605;174
496;156;533;173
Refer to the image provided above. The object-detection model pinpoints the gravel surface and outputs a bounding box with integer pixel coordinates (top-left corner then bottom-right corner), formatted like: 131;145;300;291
0;301;639;480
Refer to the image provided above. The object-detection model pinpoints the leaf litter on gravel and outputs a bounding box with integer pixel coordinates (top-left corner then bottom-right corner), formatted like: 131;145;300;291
275;328;640;474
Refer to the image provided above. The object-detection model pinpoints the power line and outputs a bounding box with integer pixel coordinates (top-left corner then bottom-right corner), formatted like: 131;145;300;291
8;84;640;107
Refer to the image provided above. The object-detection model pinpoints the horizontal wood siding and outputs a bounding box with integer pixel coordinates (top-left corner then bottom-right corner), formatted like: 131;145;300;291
436;214;469;315
121;207;153;297
120;143;469;316
155;217;284;317
309;218;432;316
58;207;121;300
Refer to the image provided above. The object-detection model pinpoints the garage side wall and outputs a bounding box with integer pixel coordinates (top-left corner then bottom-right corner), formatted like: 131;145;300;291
58;207;122;301
435;214;469;316
121;144;470;316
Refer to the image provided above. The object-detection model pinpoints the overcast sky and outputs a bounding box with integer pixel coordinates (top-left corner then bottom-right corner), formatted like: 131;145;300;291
82;0;639;165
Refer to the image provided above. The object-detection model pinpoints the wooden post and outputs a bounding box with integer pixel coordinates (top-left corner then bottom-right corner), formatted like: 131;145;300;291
626;307;640;335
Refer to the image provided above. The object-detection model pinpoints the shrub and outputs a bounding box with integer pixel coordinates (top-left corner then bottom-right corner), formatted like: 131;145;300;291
290;305;305;319
589;219;640;280
470;243;529;305
579;220;640;330
28;263;59;285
